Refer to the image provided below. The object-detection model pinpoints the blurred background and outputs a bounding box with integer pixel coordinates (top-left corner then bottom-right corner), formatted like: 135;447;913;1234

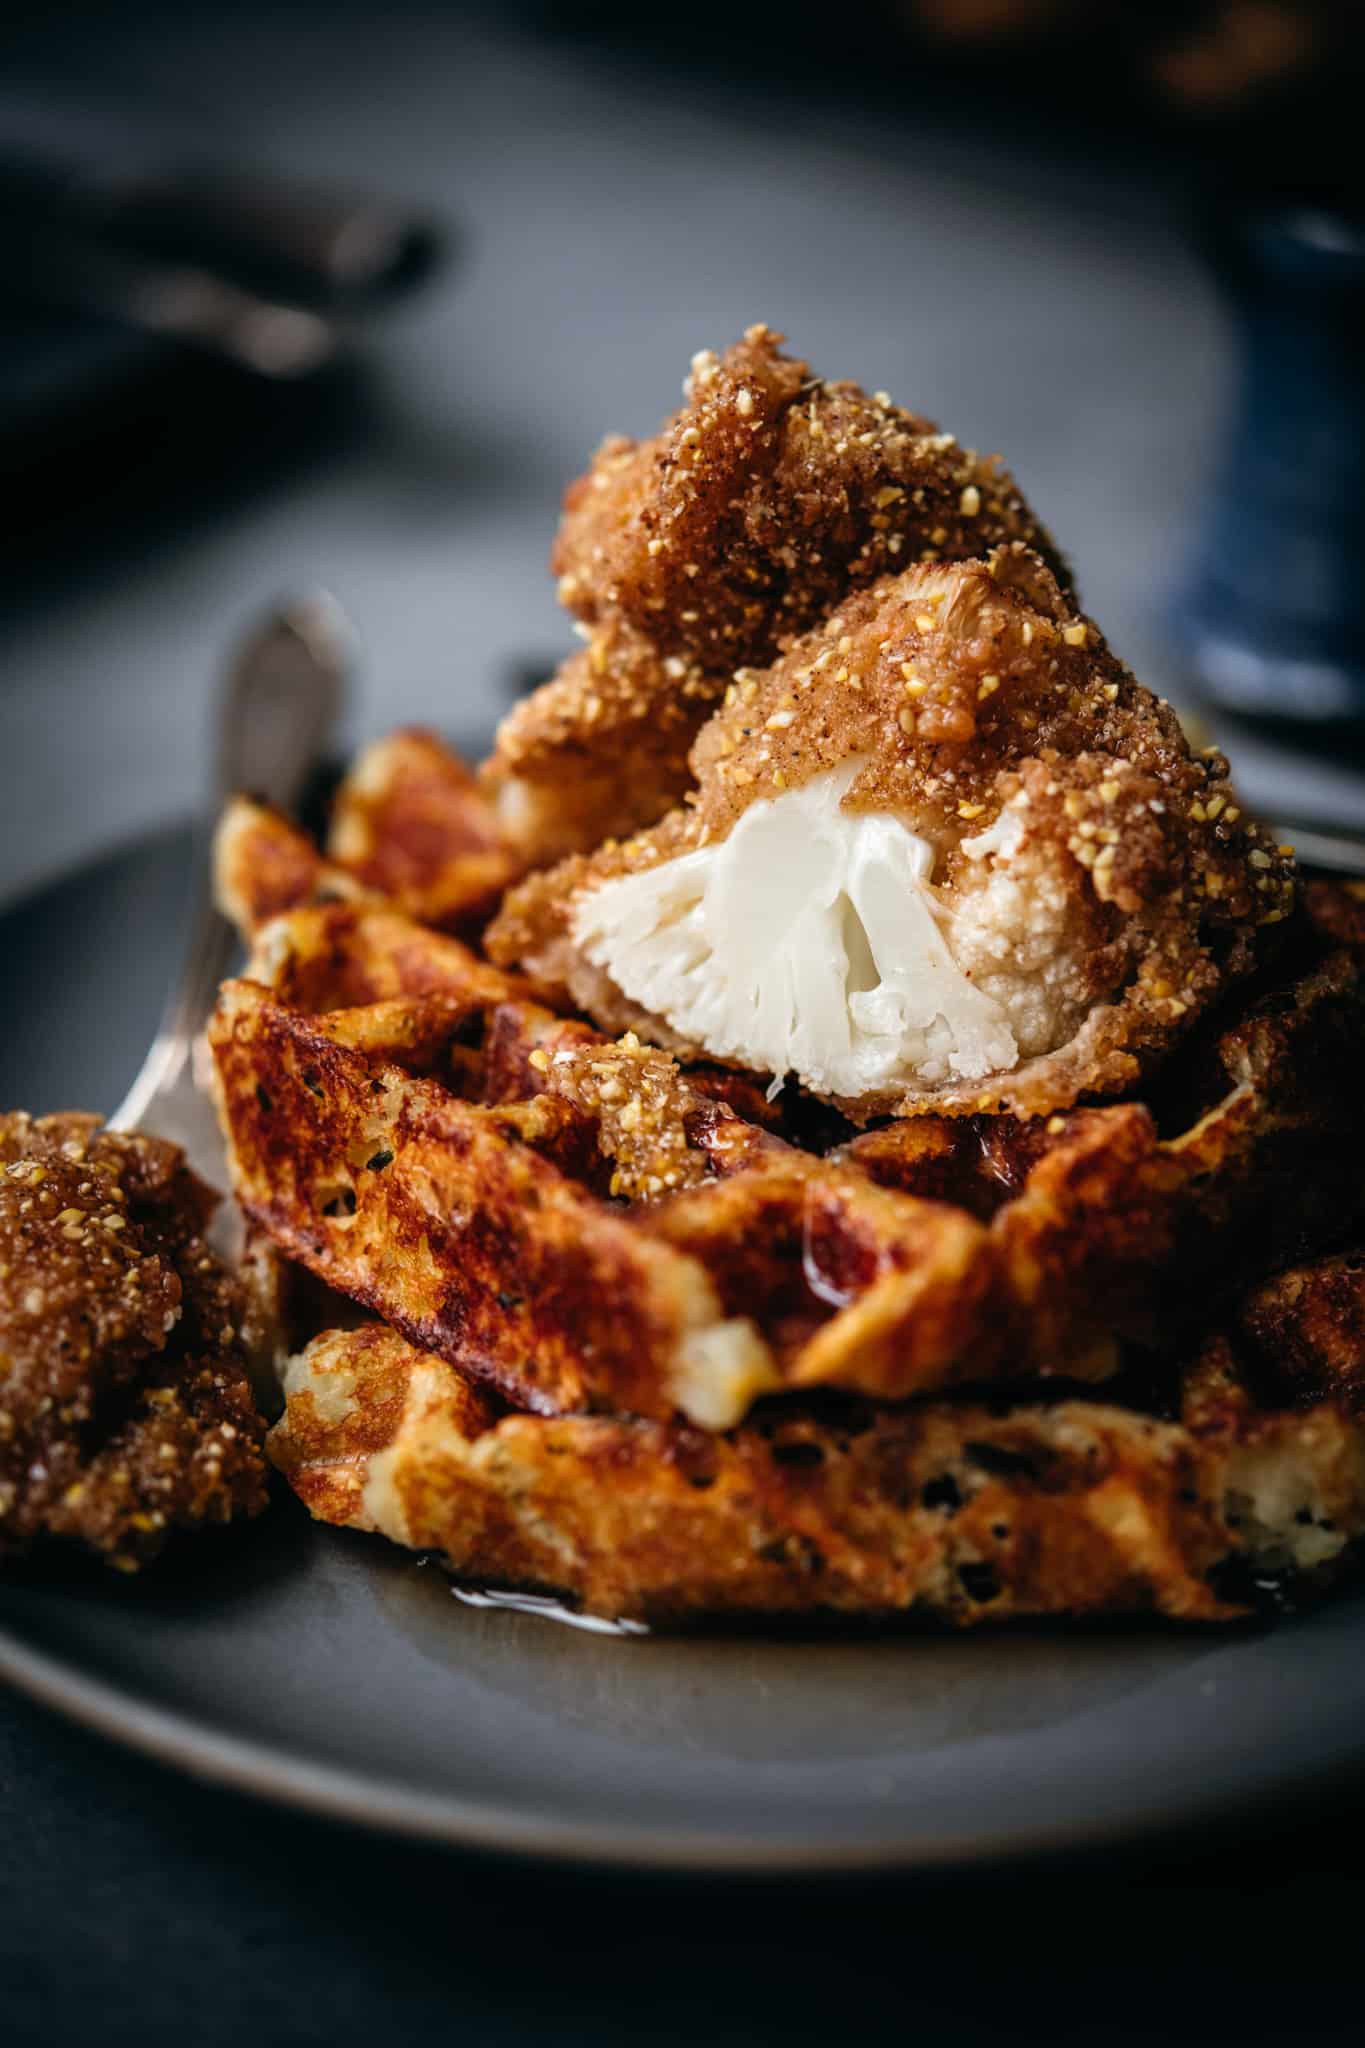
5;10;1365;2044
3;0;1363;921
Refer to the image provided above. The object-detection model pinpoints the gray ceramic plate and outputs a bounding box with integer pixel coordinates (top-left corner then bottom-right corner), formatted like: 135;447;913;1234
3;824;1365;1871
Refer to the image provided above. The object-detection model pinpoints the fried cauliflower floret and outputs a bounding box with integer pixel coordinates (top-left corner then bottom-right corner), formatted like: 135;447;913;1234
569;760;1019;1099
554;322;1068;668
482;324;1067;862
487;615;712;863
487;549;1294;1119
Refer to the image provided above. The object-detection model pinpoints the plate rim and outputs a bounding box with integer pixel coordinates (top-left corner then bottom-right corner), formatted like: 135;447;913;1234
5;819;1365;1875
3;1608;1361;1874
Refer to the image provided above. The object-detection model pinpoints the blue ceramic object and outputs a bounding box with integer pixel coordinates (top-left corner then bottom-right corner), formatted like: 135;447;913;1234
1172;207;1365;728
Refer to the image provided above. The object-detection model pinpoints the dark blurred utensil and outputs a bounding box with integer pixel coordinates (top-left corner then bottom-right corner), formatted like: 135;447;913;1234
1;157;443;325
90;171;443;314
4;219;337;378
1171;203;1365;729
0;83;447;385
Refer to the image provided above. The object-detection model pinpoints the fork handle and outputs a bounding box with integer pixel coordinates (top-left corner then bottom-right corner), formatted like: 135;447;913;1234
212;596;350;810
112;597;349;1134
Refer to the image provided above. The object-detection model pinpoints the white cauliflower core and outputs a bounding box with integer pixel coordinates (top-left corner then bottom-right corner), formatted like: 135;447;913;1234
570;763;1022;1099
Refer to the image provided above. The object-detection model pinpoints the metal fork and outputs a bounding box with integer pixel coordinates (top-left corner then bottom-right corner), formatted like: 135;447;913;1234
110;597;350;1181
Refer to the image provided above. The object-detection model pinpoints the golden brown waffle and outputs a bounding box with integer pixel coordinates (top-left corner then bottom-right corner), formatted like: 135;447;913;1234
210;798;1365;1433
195;297;1365;1628
268;1259;1365;1626
215;728;519;943
325;728;521;934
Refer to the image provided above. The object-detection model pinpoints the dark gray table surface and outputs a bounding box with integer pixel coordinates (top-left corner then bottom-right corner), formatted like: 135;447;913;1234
5;1670;1365;2048
4;7;1364;2041
6;0;1365;919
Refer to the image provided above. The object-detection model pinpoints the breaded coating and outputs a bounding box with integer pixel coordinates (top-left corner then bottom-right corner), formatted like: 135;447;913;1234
1231;1253;1365;1412
270;1292;1365;1626
1302;876;1365;951
487;615;713;863
553;324;1068;668
210;886;1363;1431
0;1113;268;1568
484;324;1067;860
536;1032;712;1203
214;730;518;944
487;549;1295;1119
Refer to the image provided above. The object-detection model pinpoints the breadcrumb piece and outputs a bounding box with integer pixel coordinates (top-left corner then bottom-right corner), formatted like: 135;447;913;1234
0;1113;268;1567
538;1034;710;1203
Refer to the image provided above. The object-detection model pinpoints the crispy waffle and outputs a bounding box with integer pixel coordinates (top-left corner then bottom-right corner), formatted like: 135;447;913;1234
268;1261;1365;1625
211;798;1365;1437
215;728;520;944
324;728;521;934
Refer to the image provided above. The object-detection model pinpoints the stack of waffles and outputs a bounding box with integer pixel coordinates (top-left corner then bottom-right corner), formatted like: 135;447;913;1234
209;729;1365;1626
